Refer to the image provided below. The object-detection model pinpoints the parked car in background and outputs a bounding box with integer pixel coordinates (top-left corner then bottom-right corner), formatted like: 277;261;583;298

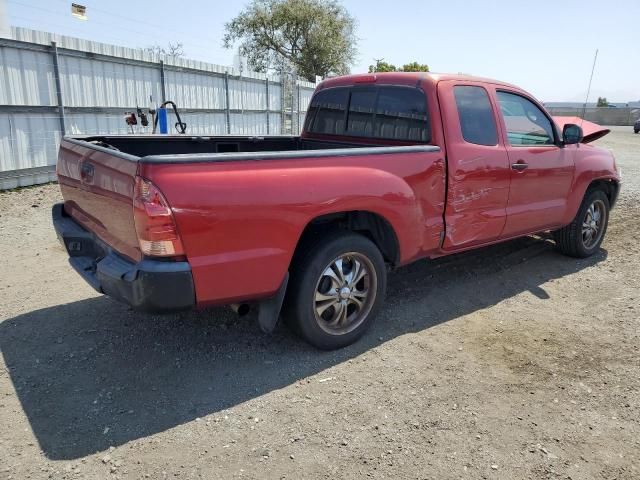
53;72;621;350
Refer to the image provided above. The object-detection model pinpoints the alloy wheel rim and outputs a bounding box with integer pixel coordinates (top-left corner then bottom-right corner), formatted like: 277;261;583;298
582;199;606;249
313;253;377;335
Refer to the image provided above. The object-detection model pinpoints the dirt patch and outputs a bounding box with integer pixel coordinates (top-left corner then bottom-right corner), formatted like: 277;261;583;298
1;127;639;479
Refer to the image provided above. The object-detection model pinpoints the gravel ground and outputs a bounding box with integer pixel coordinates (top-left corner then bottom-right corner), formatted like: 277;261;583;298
1;126;638;479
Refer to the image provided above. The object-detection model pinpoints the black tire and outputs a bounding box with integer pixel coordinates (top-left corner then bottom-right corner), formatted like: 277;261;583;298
634;129;639;134
553;189;610;258
284;231;387;350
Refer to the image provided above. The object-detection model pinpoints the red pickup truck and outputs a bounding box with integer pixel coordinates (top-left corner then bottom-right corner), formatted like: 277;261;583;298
53;72;620;349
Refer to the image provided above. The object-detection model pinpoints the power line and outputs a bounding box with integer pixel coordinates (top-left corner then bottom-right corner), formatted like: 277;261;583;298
6;0;232;63
24;0;223;46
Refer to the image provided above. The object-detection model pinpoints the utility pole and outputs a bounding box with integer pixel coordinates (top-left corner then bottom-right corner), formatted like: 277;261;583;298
0;0;10;39
372;58;385;72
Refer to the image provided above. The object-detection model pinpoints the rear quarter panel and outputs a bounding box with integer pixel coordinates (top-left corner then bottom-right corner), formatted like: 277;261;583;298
140;150;445;306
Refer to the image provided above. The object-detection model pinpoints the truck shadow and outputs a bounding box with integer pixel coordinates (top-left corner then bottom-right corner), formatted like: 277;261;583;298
0;234;606;460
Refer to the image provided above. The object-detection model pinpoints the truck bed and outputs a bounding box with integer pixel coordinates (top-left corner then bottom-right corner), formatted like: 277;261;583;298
74;134;387;158
57;134;442;273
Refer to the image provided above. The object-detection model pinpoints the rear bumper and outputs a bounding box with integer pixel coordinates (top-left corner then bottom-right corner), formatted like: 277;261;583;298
52;203;195;312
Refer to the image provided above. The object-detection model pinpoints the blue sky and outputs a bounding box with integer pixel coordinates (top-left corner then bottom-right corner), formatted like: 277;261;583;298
4;0;639;102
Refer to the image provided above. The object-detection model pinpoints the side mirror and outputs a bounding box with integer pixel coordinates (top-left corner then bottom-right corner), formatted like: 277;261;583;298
563;123;583;145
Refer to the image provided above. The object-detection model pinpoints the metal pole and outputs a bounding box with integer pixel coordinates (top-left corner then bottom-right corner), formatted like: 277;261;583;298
224;72;231;134
159;59;167;103
296;82;301;134
51;41;66;136
281;74;286;134
290;74;294;135
580;49;598;128
265;77;270;135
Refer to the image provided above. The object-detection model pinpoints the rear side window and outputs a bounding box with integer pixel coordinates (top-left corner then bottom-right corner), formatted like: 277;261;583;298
453;86;498;146
307;87;349;135
307;85;430;142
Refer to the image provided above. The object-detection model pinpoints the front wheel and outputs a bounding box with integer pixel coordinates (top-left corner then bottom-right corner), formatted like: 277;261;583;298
284;231;387;350
553;189;610;258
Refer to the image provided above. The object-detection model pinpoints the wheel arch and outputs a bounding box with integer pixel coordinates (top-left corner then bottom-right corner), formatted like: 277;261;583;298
586;178;619;208
293;210;401;267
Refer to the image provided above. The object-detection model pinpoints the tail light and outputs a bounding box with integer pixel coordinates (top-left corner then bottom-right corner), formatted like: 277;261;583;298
133;176;184;257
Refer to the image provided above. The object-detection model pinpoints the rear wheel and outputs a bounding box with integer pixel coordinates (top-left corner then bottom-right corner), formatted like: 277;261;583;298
284;231;386;350
553;189;610;258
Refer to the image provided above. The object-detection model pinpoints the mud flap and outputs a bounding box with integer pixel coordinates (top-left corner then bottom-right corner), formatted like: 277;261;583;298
258;272;289;334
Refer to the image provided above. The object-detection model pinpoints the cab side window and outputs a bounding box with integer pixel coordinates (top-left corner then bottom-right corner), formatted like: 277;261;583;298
453;86;498;146
497;91;555;146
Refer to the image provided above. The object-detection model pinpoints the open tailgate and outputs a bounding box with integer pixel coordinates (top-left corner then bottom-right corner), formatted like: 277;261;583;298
56;138;142;262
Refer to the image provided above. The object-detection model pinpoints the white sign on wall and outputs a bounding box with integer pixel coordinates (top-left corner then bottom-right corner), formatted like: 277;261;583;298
71;3;87;21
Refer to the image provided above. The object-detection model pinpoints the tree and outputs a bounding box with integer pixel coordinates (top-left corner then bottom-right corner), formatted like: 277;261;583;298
596;96;609;107
223;0;357;82
368;59;429;73
400;61;429;72
368;60;396;73
145;42;185;57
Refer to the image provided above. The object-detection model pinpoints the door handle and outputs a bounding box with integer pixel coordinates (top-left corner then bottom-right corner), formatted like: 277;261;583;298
511;161;528;171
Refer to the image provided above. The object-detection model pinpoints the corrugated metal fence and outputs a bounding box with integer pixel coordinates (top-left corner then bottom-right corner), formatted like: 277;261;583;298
0;27;316;189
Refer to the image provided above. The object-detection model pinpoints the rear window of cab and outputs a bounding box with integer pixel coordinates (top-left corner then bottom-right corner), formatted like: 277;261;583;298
304;85;430;142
